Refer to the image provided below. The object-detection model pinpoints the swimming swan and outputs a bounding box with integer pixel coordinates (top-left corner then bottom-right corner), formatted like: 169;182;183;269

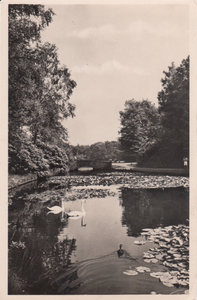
47;199;65;215
66;199;86;217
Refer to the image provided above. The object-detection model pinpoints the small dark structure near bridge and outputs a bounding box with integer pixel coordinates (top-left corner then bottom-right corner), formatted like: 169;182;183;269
77;160;112;171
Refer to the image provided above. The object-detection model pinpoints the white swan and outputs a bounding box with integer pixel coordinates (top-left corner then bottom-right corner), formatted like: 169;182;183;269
47;199;65;215
66;199;86;217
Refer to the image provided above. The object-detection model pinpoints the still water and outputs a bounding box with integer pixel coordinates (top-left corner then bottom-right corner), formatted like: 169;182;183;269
8;182;189;295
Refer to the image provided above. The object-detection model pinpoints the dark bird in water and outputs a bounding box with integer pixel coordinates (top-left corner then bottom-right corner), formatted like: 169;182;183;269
117;244;124;257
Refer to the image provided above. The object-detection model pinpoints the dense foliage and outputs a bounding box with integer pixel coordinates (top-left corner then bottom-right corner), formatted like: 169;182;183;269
119;100;161;162
119;57;189;167
9;5;77;174
157;57;189;166
72;141;122;161
8;127;77;175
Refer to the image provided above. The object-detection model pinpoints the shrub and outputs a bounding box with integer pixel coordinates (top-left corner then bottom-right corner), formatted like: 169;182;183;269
9;134;70;175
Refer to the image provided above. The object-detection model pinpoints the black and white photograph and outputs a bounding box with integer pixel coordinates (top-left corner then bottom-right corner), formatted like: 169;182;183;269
1;0;195;296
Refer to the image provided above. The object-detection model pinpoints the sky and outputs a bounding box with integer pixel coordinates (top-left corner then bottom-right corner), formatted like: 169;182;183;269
41;4;189;145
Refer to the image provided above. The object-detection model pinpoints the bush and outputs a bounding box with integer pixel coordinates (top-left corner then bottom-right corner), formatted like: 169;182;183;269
9;135;69;175
9;139;49;174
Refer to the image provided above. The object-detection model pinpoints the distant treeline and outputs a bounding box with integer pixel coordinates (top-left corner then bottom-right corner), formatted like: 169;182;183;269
71;141;122;162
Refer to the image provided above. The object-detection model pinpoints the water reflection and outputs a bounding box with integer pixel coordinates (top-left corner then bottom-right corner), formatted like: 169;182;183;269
8;201;77;294
8;184;189;295
120;187;189;237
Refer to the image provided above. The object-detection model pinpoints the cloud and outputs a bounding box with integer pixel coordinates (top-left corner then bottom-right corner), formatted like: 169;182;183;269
128;20;181;37
72;60;149;75
67;24;119;39
67;20;182;40
72;60;128;74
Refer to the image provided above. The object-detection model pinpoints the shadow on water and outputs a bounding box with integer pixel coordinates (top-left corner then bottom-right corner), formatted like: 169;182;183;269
120;187;189;237
8;201;77;294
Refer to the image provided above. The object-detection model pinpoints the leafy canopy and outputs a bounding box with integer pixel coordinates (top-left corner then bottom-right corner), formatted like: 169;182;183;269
157;56;189;163
119;99;161;160
9;5;77;174
9;5;77;144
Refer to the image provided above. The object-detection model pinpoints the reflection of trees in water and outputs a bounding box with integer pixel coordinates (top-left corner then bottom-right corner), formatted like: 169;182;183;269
8;200;77;294
120;187;189;237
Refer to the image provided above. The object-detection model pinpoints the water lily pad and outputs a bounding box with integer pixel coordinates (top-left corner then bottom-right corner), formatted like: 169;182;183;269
162;261;172;268
161;281;174;287
178;279;188;286
173;257;182;262
180;270;189;275
170;271;179;276
149;248;156;252
123;270;138;276
159;273;172;280
134;241;145;245
136;266;151;273
141;232;150;236
163;238;171;243
154;239;160;244
150;258;158;264
178;263;187;268
144;259;151;263
155;254;163;260
158;243;169;249
173;253;182;258
150;272;165;278
143;252;154;258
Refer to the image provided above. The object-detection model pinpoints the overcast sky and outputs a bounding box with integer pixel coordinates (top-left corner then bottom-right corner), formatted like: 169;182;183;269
41;4;189;145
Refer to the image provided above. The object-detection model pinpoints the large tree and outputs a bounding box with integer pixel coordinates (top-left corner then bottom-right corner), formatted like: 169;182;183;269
8;5;77;174
119;99;161;161
9;5;54;133
9;5;76;144
157;56;189;165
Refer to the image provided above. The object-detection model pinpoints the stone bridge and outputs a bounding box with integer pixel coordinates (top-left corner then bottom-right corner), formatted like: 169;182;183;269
77;160;112;171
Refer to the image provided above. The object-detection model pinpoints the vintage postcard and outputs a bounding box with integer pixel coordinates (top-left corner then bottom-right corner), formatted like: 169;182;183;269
1;0;196;299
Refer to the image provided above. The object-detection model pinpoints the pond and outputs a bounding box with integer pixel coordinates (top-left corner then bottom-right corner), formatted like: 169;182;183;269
8;176;189;295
